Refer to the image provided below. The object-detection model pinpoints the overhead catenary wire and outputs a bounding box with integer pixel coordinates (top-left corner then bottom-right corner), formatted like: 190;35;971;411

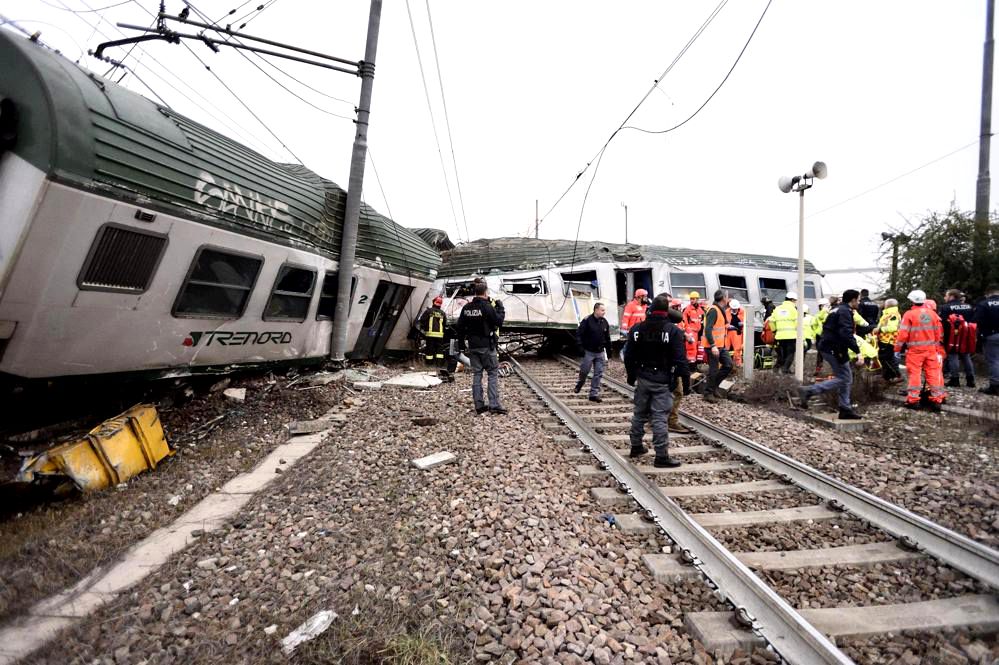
529;0;730;237
424;0;471;242
38;0;133;13
125;0;304;163
405;0;463;243
621;0;773;136
0;17;87;61
54;0;290;159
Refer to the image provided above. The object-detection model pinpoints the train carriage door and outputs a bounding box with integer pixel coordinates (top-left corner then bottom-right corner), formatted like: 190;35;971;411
614;269;652;319
351;280;415;359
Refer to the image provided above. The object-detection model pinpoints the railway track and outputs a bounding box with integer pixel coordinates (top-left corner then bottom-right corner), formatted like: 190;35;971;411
512;356;999;664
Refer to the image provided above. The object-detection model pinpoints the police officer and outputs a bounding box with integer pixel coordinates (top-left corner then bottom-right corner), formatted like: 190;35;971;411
940;288;976;388
974;284;999;396
418;296;447;369
624;294;689;468
456;282;507;414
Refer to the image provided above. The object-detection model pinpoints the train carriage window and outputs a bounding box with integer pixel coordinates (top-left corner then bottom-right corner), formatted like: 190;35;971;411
758;277;788;303
78;224;168;294
444;281;475;298
560;270;599;297
668;272;706;300
502;277;547;295
317;271;358;320
173;247;262;319
804;281;817;299
718;274;749;303
264;265;316;321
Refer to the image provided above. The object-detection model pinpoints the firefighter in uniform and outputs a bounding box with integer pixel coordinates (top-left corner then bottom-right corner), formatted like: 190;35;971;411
873;298;902;382
419;296;447;368
625;294;690;468
894;289;946;412
681;291;706;369
620;289;649;338
768;291;799;374
940;288;976;388
700;289;732;403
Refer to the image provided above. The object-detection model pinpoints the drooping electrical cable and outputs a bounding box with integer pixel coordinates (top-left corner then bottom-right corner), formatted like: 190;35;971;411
405;0;463;243
38;0;133;13
424;0;471;242
529;0;729;238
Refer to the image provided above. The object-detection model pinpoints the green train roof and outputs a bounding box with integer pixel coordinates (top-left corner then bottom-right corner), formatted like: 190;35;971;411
0;30;441;279
438;237;820;278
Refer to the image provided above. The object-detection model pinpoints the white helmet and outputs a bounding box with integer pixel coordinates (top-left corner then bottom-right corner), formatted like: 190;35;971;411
818;297;829;306
729;299;741;310
802;303;810;313
785;291;798;300
908;289;927;304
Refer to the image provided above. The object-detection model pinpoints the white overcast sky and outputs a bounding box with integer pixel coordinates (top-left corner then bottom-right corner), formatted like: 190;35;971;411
2;0;994;281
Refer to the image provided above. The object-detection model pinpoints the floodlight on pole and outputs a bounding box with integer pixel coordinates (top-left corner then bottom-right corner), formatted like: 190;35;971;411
777;161;827;383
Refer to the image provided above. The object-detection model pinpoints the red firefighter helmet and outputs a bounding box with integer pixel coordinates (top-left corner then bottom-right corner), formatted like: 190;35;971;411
433;296;444;306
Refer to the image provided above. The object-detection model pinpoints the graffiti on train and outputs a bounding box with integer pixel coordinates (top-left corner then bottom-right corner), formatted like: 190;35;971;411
194;172;293;228
182;331;293;347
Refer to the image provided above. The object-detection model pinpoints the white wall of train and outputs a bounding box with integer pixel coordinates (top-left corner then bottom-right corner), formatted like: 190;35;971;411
433;260;824;334
0;155;431;382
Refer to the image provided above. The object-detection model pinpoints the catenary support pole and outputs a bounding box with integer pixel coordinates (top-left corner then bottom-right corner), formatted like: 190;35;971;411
975;0;995;287
794;189;806;383
331;0;383;362
743;304;755;381
535;199;539;239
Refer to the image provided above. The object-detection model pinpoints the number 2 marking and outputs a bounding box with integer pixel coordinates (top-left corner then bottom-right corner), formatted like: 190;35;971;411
358;295;369;305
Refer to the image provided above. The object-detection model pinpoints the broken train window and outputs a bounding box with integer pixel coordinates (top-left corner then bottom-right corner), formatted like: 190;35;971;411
264;264;317;321
173;247;263;319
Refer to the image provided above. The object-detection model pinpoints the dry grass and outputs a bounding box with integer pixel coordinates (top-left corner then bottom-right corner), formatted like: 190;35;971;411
293;589;469;665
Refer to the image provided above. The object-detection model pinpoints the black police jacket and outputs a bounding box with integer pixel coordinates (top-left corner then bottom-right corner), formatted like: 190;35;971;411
456;297;505;350
624;312;690;390
974;295;999;337
858;298;880;327
939;300;975;345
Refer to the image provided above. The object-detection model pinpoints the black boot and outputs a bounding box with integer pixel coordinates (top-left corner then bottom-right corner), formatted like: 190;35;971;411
653;455;682;468
925;401;942;413
573;376;585;394
797;387;810;410
980;384;999;396
946;377;960;388
838;407;862;420
967;376;976;388
629;445;649;458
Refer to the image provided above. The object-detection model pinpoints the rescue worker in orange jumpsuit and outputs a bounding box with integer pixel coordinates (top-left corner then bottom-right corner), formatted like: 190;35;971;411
681;291;706;369
727;299;744;367
620;289;649;337
894;289;946;412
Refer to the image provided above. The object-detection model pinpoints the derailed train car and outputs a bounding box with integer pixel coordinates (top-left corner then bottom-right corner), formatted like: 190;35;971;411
0;31;440;386
431;236;824;343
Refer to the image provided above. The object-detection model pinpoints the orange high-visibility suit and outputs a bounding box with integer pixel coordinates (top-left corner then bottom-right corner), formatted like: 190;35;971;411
620;299;647;335
682;301;706;362
727;309;744;366
894;304;946;404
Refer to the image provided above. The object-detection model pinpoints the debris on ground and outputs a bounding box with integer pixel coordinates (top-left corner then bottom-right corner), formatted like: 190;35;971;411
352;381;383;391
384;373;442;389
280;609;337;655
411;451;457;470
222;388;246;403
16;404;172;492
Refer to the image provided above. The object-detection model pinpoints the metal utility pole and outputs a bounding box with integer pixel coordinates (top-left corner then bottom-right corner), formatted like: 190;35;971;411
621;202;628;243
331;0;383;363
975;0;995;288
535;199;539;239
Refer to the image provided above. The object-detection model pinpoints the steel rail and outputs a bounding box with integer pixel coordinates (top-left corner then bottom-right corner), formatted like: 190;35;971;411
512;358;855;665
555;355;999;589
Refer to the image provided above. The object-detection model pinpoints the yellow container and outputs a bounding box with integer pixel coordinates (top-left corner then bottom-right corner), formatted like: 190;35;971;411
18;404;172;491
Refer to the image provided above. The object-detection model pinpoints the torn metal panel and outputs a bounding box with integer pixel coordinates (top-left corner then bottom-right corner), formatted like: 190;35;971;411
17;404;172;491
